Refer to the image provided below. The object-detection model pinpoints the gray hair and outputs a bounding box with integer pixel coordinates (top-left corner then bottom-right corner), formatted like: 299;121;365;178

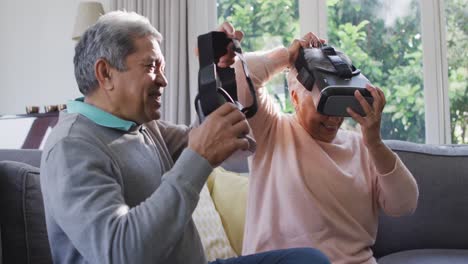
287;67;320;108
74;10;163;95
287;68;306;96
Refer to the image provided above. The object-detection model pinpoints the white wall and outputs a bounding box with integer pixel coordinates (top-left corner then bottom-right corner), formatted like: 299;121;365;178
0;0;109;115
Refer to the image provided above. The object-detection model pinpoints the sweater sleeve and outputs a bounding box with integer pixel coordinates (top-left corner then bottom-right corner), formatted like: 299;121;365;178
375;154;419;216
234;47;290;142
40;137;212;264
155;120;191;161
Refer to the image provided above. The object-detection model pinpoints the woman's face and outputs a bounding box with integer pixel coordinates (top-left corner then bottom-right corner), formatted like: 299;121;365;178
291;84;344;143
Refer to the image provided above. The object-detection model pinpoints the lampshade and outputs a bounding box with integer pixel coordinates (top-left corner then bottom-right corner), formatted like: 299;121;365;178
72;2;105;40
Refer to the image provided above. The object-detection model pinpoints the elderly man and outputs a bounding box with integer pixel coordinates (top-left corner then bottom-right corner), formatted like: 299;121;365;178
40;11;329;264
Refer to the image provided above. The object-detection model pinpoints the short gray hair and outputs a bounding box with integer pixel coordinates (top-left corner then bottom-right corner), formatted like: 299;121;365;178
74;10;163;95
287;67;320;108
287;68;309;98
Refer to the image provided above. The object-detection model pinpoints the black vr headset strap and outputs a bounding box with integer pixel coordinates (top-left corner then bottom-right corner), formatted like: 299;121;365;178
294;47;316;91
196;31;258;120
232;39;257;118
196;32;230;120
196;63;223;120
321;45;353;79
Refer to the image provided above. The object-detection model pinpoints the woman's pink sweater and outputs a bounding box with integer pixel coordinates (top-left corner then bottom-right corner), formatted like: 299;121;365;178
234;47;418;264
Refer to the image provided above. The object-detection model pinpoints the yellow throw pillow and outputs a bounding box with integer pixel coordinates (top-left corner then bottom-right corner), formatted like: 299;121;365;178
210;167;249;255
193;183;237;261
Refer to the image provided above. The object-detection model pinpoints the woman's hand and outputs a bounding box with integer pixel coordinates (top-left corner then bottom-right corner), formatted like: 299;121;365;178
347;84;386;150
288;32;326;67
216;22;244;68
194;22;243;68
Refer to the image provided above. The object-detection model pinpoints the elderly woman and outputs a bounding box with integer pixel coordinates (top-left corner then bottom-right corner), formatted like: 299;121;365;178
234;33;419;264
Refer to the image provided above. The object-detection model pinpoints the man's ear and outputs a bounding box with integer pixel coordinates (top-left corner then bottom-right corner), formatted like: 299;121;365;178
95;58;114;91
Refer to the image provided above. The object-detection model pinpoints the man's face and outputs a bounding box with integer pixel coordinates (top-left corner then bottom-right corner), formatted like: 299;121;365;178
110;35;167;124
294;86;344;143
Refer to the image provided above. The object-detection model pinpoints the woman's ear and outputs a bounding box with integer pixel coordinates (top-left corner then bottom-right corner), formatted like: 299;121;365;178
291;89;300;111
95;59;113;91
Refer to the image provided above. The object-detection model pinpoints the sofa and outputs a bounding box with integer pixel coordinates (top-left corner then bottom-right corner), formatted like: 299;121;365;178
1;140;468;263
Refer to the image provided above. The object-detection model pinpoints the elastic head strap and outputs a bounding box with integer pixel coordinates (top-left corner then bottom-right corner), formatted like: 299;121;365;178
294;47;315;91
321;46;353;79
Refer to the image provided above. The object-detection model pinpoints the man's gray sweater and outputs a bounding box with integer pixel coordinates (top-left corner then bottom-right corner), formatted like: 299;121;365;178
40;112;212;264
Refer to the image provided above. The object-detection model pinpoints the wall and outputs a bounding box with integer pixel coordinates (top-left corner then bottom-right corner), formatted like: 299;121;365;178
0;0;109;115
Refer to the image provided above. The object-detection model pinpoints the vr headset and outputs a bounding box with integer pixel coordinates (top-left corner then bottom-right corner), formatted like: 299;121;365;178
294;45;373;117
195;31;257;153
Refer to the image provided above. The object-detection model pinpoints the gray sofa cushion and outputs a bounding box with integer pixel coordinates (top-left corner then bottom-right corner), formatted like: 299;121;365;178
373;140;468;258
0;161;52;264
379;249;468;264
0;149;42;167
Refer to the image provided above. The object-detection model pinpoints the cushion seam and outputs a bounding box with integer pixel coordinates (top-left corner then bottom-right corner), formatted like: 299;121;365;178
20;166;31;264
391;149;468;157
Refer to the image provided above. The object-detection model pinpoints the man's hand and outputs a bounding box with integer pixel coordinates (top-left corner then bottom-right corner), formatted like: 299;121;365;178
188;103;250;167
288;32;326;67
216;22;244;68
347;84;386;150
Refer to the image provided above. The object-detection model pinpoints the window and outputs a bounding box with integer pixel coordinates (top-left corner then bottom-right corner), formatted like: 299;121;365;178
326;0;425;143
217;0;466;144
217;0;299;113
445;0;467;144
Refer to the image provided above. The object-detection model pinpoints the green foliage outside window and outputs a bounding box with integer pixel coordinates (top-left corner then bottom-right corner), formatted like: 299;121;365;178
217;0;467;143
445;0;467;144
327;0;426;142
217;0;299;50
217;0;299;113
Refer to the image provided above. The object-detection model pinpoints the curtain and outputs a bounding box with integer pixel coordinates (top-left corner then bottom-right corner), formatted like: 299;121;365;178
110;0;216;125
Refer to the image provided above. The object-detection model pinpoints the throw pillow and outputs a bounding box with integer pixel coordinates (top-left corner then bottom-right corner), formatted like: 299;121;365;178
210;167;249;255
193;183;237;261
